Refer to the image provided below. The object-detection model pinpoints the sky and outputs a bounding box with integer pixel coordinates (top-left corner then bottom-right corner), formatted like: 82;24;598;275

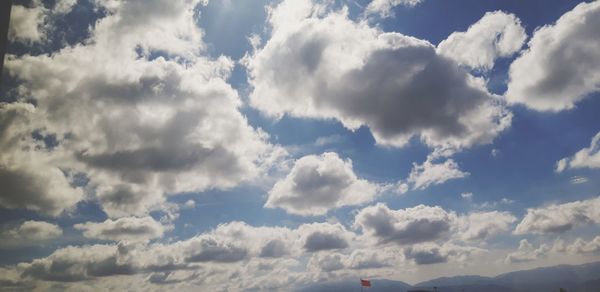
1;0;600;290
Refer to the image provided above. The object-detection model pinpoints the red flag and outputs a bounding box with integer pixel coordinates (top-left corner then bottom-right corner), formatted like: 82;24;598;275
360;279;371;287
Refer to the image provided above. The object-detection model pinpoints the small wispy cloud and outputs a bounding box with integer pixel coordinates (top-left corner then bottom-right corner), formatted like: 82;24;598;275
570;176;589;184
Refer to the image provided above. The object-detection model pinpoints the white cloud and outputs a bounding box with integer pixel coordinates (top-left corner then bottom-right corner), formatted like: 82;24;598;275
354;203;457;245
505;239;550;263
437;11;526;71
246;0;511;152
365;0;423;18
184;200;196;209
265;152;379;216
8;4;46;44
556;132;600;172
505;1;600;111
0;221;62;247
458;211;516;241
16;220;357;286
314;134;343;146
8;0;78;44
407;156;469;190
565;236;600;254
74;216;166;242
515;197;600;235
461;192;473;199
5;0;285;218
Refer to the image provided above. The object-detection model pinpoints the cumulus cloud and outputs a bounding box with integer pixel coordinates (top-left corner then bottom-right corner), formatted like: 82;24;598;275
407;156;469;190
556;132;600;172
16;220;357;285
8;4;46;44
74;216;166;242
458;211;516;241
0;103;83;216
437;11;526;71
403;243;482;265
505;239;549;263
365;0;423;18
299;222;354;252
564;236;600;254
515;197;600;235
246;0;511;152
354;203;456;245
8;0;78;44
0;221;62;247
265;152;378;216
5;0;285;217
505;1;600;111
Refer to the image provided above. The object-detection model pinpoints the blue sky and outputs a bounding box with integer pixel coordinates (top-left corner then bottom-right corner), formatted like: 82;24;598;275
1;0;600;290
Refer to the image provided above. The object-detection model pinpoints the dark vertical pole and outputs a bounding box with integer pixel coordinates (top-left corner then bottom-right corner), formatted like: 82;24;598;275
0;0;13;81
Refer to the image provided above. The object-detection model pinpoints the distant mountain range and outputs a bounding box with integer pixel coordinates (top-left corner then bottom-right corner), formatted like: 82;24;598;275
296;261;600;292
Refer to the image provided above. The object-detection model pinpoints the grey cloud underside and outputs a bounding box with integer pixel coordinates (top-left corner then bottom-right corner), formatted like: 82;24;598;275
355;204;455;245
304;231;349;252
259;239;288;258
285;164;352;207
328;50;487;141
404;247;447;265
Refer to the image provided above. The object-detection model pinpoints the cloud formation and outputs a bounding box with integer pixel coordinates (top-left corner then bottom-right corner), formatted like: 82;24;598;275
74;216;166;242
407;156;469;190
246;0;511;151
0;103;83;216
458;211;516;241
404;243;482;265
0;221;62;247
5;0;284;218
265;152;378;216
556;132;600;172
354;203;456;245
505;239;549;263
8;0;77;44
515;197;600;234
365;0;423;18
506;1;600;111
437;11;526;71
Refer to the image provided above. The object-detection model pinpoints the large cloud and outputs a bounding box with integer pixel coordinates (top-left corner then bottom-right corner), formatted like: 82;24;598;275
514;197;600;235
437;11;526;71
505;1;600;111
74;216;166;242
16;220;355;284
354;203;457;245
556;132;600;172
265;152;378;216
4;0;285;217
246;0;511;152
0;220;62;247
